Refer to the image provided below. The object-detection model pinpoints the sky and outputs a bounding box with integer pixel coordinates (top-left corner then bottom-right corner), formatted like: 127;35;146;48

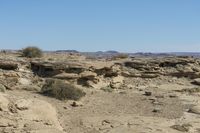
0;0;200;52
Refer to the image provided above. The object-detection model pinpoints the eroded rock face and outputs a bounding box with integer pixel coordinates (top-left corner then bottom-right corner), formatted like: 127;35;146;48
0;94;63;133
0;61;18;70
123;57;200;79
192;78;200;85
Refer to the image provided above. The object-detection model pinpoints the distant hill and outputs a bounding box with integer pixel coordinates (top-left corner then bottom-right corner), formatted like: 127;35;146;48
55;50;79;53
170;52;200;57
41;50;200;58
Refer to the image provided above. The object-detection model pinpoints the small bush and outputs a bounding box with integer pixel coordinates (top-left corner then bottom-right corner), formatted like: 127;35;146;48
22;46;43;58
41;79;86;100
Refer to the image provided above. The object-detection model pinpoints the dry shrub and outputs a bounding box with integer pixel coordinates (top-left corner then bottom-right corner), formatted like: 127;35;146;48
41;79;85;100
22;46;43;58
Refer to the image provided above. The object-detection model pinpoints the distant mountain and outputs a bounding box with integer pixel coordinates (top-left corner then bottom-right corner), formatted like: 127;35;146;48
81;50;120;58
170;52;200;57
56;50;79;53
105;50;119;54
129;52;171;57
42;50;200;58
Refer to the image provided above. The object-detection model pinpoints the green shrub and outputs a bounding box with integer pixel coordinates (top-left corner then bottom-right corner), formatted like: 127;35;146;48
41;79;86;100
22;46;43;58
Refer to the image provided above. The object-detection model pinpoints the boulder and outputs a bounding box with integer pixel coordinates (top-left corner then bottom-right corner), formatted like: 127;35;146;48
71;101;83;107
110;76;124;88
15;99;32;111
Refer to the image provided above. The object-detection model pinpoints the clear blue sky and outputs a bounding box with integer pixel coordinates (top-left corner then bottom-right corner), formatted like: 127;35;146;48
0;0;200;52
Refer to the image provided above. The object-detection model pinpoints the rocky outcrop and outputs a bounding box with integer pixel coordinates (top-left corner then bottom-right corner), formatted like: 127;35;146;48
0;61;18;70
123;57;200;79
31;61;88;77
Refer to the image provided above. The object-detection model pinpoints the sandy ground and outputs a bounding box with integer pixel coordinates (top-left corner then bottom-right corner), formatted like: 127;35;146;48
0;52;200;133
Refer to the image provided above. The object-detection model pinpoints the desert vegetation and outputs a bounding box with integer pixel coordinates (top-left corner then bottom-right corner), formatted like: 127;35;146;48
21;46;43;58
41;79;86;100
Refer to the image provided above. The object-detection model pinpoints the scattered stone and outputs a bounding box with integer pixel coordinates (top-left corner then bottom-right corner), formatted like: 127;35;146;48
63;106;68;109
155;95;164;98
169;93;178;98
152;107;161;113
102;119;111;125
15;99;31;111
136;86;147;91
8;103;18;113
0;83;6;92
170;124;192;132
127;84;134;89
144;91;152;96
149;97;157;102
71;101;83;107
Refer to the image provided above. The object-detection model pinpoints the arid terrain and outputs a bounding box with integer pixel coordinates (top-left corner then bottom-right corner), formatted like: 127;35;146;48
1;51;200;133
